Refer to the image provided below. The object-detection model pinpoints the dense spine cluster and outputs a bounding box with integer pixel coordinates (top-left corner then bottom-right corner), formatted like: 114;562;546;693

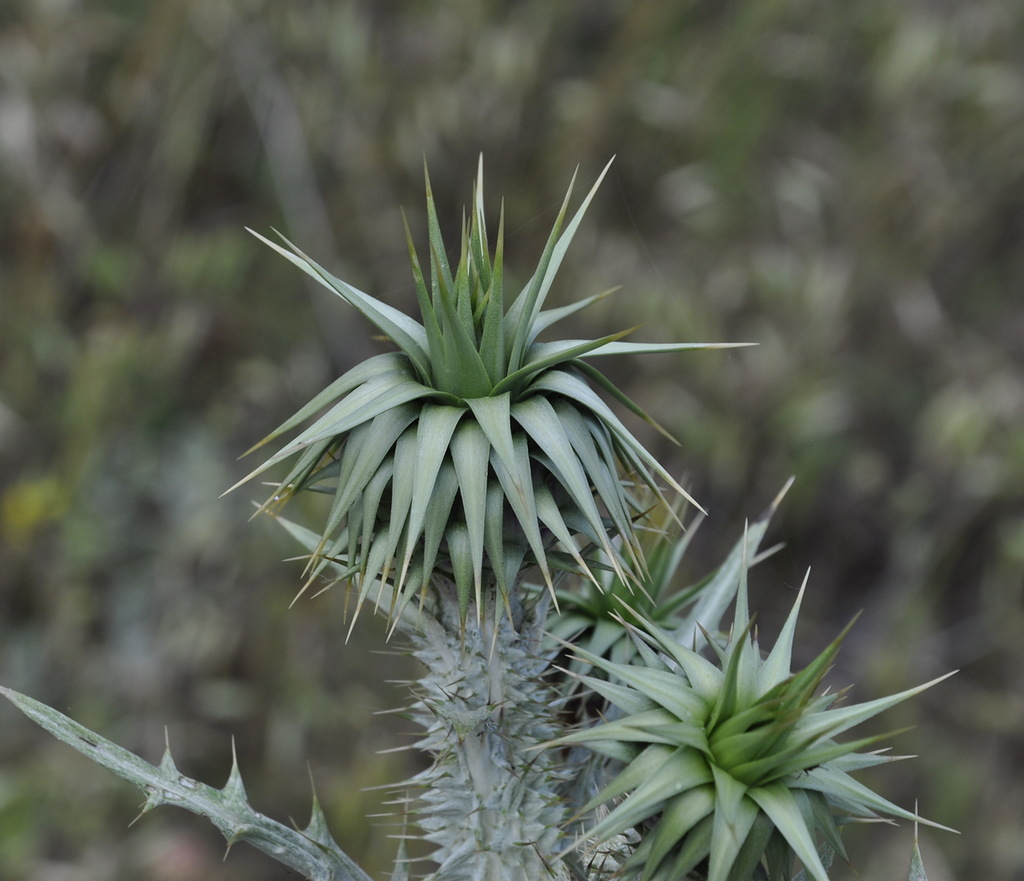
402;588;570;880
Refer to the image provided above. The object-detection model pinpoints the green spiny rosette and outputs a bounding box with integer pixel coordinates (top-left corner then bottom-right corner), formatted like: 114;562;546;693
547;497;704;668
233;158;742;628
548;480;791;674
549;560;955;881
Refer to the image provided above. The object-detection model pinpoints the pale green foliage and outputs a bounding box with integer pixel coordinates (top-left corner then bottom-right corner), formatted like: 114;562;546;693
548;480;790;671
547;546;955;881
232;159;743;628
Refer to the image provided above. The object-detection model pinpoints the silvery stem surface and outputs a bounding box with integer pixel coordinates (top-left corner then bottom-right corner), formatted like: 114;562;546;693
403;583;577;881
0;686;373;881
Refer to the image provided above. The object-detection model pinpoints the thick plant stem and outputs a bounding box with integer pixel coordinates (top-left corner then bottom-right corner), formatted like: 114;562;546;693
404;582;573;881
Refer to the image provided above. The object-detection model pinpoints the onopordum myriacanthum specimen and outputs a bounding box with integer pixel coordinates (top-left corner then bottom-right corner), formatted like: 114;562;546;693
1;160;954;881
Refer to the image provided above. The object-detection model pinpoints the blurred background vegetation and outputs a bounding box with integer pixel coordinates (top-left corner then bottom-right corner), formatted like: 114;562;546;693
1;1;1021;879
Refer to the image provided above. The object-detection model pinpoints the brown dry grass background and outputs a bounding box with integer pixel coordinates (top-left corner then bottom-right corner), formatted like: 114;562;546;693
1;2;1022;879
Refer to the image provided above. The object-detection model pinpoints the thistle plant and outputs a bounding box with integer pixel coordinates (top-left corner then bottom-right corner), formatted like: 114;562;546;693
2;161;953;881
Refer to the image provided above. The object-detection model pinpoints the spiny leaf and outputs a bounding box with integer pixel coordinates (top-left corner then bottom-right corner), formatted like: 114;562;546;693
422;161;455;298
491;327;639;397
528;367;701;511
504;167;580;373
401;208;445;382
530;286;618;340
398;404;463;586
794;671;957;745
478;204;506;384
248;228;432;383
510;158;616;368
908;821;929;881
707;766;758;881
747;784;831;881
240;352;408;458
511;395;620;571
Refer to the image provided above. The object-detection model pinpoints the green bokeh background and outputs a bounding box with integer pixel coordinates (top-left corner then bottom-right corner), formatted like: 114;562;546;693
1;2;1021;879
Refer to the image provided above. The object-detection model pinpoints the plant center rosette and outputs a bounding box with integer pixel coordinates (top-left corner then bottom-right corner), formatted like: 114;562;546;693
233;159;743;631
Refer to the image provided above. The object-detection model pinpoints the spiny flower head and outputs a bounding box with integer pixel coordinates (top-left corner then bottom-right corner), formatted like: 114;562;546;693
547;497;704;669
550;551;955;881
548;481;791;674
232;159;743;629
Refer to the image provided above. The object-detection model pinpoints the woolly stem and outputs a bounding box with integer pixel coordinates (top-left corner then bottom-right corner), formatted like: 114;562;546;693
401;582;574;881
